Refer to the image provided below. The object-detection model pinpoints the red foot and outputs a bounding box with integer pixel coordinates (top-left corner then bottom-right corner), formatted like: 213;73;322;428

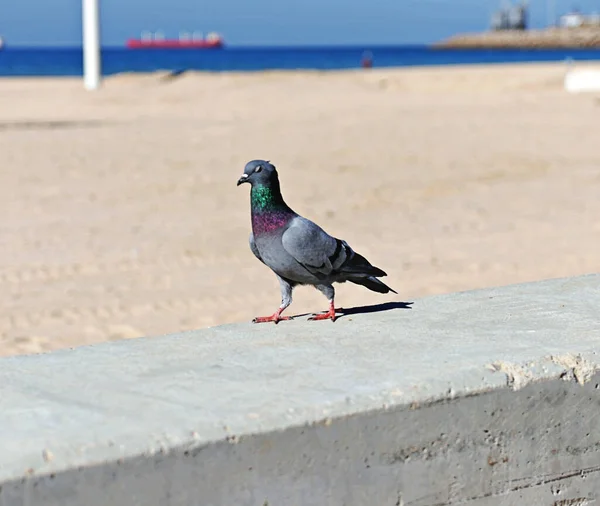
308;301;337;322
252;309;292;324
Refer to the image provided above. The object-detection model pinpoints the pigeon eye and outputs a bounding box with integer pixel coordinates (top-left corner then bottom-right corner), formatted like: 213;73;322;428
254;165;262;173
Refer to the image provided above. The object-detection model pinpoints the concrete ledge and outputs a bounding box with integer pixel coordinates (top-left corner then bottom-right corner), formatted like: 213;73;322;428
1;274;600;505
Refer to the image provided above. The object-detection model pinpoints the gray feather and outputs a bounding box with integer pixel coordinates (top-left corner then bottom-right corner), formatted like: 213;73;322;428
281;216;389;284
349;275;397;295
249;232;264;264
281;217;338;277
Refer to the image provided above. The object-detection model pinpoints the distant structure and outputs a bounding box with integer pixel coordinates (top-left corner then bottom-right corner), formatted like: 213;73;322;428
589;12;600;26
559;9;600;28
491;1;528;31
125;30;224;49
436;0;600;48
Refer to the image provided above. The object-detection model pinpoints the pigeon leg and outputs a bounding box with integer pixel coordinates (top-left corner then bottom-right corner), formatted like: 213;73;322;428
309;284;337;322
308;299;337;322
253;275;294;324
253;306;292;324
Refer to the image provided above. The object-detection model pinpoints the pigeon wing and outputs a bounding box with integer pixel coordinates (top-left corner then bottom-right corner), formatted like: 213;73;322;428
282;216;388;279
281;217;345;278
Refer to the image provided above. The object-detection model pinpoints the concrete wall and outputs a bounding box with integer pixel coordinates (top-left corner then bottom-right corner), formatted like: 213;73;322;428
1;273;599;506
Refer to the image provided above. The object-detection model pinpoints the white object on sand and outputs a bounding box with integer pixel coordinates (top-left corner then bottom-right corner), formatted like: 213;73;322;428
82;0;101;90
564;62;600;93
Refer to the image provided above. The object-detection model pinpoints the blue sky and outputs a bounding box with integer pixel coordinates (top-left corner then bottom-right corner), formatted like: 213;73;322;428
0;0;598;47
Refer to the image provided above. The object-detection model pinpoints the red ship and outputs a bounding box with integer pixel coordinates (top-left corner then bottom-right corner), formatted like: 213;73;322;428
126;31;224;49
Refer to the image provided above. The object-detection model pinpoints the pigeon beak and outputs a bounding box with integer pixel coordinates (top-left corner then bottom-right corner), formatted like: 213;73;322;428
237;174;249;186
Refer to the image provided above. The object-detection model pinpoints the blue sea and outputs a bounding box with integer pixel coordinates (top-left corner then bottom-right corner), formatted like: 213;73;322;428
1;45;600;76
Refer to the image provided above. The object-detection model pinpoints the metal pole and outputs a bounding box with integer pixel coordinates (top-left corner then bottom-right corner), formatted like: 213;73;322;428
82;0;101;90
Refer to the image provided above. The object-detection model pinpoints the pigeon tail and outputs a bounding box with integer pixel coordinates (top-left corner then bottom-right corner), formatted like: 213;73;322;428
338;250;387;278
348;275;398;294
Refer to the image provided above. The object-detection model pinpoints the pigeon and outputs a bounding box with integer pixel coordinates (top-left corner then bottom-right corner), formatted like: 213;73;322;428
237;159;397;323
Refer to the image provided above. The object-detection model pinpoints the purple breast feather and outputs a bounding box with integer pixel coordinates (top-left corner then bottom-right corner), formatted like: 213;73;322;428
252;211;292;235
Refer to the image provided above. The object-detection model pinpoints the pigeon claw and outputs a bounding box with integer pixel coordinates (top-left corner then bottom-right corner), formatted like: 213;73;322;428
252;311;293;324
308;301;337;322
308;311;337;322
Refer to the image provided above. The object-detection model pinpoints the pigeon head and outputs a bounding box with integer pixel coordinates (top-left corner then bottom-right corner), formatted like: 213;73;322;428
237;160;278;187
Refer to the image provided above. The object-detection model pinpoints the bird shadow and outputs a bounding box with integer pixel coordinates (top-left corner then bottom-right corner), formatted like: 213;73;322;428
337;301;413;319
291;301;413;321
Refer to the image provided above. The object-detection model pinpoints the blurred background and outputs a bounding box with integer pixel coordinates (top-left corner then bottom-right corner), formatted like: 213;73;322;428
0;0;599;355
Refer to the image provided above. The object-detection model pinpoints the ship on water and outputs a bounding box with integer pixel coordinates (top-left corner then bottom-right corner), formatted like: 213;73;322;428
126;31;224;49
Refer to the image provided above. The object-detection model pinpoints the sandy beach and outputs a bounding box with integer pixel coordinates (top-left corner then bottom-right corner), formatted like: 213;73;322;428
0;62;599;357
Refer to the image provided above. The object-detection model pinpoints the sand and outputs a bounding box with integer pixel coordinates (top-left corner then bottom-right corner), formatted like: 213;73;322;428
0;62;599;357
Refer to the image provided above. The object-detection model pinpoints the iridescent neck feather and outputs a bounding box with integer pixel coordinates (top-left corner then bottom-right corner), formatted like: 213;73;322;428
251;183;293;235
251;185;281;211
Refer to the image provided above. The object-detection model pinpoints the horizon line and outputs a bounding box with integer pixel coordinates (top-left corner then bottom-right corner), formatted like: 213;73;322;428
0;42;434;50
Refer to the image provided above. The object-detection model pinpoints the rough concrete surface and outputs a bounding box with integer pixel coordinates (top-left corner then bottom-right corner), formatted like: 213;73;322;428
1;273;599;505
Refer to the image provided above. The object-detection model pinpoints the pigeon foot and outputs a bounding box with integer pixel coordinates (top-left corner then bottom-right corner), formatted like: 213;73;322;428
308;301;337;322
252;309;292;324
